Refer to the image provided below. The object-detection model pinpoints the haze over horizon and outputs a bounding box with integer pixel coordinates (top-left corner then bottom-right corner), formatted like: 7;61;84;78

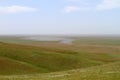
0;0;120;35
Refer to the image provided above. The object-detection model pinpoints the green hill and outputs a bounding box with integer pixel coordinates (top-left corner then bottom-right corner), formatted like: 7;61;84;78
0;61;120;80
0;42;120;75
0;36;120;80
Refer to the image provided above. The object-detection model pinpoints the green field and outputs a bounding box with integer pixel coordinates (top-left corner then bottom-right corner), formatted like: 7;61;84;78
0;35;120;80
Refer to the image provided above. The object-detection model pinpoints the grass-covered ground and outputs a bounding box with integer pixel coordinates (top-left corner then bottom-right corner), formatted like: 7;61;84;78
0;35;120;80
74;36;120;46
0;62;120;80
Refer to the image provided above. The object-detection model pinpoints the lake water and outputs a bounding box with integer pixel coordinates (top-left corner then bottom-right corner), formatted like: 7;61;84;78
24;36;74;44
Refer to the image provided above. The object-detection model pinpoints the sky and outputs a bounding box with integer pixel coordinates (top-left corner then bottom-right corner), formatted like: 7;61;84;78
0;0;120;35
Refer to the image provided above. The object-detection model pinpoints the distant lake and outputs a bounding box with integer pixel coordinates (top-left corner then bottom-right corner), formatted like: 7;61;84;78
24;36;74;44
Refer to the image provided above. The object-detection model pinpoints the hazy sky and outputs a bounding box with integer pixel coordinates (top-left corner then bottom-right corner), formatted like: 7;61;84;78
0;0;120;35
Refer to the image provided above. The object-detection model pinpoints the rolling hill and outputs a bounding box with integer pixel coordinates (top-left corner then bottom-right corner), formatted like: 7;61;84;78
0;36;120;80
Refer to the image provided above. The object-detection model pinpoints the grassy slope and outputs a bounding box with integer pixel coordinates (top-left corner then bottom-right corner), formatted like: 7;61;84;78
0;56;40;75
0;42;120;75
0;36;120;80
0;62;120;80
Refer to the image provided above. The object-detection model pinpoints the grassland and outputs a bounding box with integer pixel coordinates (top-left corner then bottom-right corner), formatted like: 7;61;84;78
0;35;120;80
0;62;120;80
73;36;120;46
